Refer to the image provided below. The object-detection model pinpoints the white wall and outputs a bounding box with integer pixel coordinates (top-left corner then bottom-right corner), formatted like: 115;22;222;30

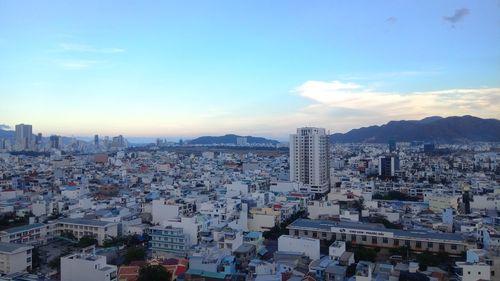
152;199;180;224
278;235;320;261
307;201;340;219
61;254;117;281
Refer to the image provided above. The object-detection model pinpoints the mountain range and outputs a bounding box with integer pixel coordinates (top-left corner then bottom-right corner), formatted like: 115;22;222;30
187;134;279;145
330;115;500;143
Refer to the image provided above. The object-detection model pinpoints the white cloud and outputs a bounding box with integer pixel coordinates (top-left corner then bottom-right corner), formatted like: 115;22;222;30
59;43;125;53
291;80;500;132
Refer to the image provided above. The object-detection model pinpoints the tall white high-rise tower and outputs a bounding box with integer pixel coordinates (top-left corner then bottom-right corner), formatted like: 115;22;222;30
289;127;330;194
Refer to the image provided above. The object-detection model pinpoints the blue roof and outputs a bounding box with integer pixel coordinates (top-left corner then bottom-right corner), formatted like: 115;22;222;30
186;269;228;279
0;242;32;253
244;231;262;239
146;191;160;200
1;223;45;234
59;218;114;227
258;247;268;256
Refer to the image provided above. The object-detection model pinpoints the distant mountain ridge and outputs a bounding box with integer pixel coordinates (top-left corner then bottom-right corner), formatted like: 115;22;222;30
188;134;280;145
330;115;500;143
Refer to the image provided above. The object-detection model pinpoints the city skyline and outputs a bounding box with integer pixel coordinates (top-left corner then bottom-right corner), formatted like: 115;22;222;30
1;0;499;139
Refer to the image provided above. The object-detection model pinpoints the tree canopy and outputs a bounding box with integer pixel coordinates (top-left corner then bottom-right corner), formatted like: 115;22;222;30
137;264;171;281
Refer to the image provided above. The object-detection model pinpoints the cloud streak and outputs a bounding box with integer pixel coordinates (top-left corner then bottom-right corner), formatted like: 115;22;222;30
443;8;470;25
0;124;11;130
59;43;125;53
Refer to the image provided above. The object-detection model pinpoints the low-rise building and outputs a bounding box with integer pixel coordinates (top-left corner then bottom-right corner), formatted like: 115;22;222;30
56;218;118;245
60;252;117;281
0;242;33;275
0;223;54;246
287;219;471;255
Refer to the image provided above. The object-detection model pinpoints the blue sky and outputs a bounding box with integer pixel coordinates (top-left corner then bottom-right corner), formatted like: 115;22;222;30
0;0;499;140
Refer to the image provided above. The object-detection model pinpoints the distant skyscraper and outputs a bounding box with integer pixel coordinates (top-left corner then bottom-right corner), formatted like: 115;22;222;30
35;133;42;145
111;135;126;148
94;134;99;147
290;127;330;194
0;139;8;150
15;124;33;150
378;155;400;178
388;140;396;153
49;135;61;149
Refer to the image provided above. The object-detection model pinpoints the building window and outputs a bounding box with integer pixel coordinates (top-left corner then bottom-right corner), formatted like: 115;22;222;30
322;232;327;238
451;244;457;250
416;241;421;248
304;231;308;236
439;244;445;251
372;237;377;244
341;234;346;241
383;238;388;244
352;235;357;242
362;235;367;242
294;230;299;236
312;232;317;238
394;240;399;246
428;242;433;248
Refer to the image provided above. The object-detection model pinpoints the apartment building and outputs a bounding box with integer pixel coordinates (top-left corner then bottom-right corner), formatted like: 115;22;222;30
290;127;330;195
148;225;189;258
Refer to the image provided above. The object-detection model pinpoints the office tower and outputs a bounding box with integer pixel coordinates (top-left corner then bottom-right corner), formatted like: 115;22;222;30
0;139;7;150
35;133;42;145
290;127;330;194
388;140;396;153
111;135;126;148
15;124;33;150
94;134;99;147
378;155;400;178
49;135;61;149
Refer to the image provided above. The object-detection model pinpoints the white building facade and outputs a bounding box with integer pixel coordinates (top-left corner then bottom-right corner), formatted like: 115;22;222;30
290;127;330;195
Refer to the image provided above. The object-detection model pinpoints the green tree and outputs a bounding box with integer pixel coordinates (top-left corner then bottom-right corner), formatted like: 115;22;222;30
263;210;307;240
31;247;41;269
48;257;61;272
78;235;98;248
61;230;77;240
137;264;171;281
416;251;443;268
125;246;146;264
354;248;377;262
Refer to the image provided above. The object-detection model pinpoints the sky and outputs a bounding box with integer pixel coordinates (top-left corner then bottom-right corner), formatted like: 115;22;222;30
0;0;499;141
